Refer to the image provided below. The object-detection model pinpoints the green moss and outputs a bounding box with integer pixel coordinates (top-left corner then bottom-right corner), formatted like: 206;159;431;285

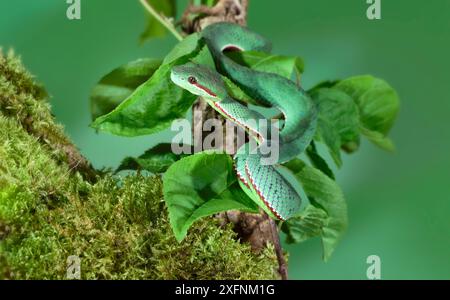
0;51;279;279
0;49;96;182
0;161;278;279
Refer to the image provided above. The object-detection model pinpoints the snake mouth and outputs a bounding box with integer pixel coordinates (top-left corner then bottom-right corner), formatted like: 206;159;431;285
192;82;217;97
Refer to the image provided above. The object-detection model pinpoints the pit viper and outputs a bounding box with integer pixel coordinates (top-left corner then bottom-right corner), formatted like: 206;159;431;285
171;23;317;220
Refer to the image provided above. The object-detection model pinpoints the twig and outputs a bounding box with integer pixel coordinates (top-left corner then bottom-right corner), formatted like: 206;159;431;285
268;215;288;280
139;0;183;41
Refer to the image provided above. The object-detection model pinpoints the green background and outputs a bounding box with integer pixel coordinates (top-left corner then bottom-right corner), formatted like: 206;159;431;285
1;0;449;279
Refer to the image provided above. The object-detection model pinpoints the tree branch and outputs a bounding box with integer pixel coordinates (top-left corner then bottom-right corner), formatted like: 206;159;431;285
181;0;248;33
269;217;288;280
181;0;289;280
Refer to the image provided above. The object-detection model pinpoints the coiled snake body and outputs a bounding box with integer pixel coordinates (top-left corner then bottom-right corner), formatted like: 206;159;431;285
171;23;317;220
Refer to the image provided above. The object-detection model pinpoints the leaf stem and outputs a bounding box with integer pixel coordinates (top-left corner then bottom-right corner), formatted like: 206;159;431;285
139;0;183;41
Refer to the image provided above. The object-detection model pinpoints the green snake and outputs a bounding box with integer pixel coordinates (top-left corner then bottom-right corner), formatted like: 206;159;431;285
171;23;317;220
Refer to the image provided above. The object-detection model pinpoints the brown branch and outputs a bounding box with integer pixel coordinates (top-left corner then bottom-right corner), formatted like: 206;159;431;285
187;0;250;155
268;217;288;280
181;0;289;279
181;0;248;33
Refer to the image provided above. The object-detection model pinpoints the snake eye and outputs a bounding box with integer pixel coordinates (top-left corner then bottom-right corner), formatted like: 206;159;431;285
188;76;197;84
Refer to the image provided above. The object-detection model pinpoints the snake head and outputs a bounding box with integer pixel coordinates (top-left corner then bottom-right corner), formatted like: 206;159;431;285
171;63;227;102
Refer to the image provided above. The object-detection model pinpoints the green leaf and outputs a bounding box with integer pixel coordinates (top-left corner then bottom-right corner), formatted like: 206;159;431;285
91;36;205;137
116;143;191;174
282;204;328;244
334;75;399;141
306;141;335;180
140;0;176;43
309;80;340;91
90;58;162;120
191;44;215;68
226;51;304;79
91;59;196;136
162;33;200;64
222;76;260;105
310;87;361;166
163;152;259;241
360;127;395;152
251;55;302;79
315;118;342;167
283;159;348;261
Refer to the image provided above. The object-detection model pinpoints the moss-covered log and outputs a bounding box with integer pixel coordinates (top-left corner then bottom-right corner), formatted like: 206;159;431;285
0;50;279;279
